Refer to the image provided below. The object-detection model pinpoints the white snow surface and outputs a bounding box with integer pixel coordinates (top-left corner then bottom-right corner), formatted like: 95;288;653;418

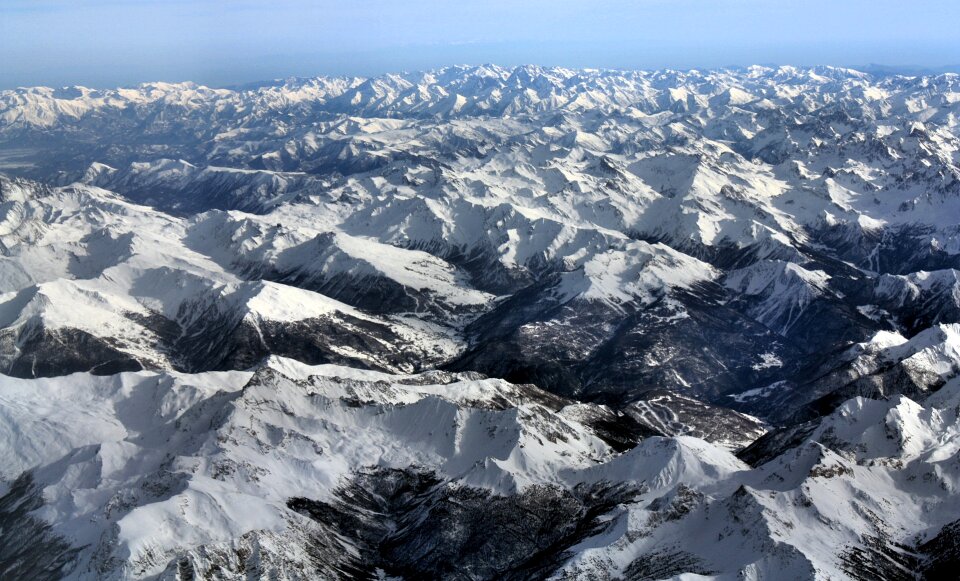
2;359;960;578
2;65;960;579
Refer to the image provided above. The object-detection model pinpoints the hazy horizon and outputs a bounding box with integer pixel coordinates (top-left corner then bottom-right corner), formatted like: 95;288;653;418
4;58;960;92
3;0;960;89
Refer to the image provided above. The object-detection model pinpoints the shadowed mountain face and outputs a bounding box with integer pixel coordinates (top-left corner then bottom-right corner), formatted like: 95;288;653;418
2;65;960;579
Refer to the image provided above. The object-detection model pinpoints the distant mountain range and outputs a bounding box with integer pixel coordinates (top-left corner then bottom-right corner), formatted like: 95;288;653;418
1;64;960;579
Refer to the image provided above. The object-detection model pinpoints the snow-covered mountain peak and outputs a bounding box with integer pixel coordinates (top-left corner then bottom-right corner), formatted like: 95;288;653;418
3;64;960;578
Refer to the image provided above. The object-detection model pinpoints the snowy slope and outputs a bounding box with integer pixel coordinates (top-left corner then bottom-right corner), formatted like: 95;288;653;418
0;65;960;579
2;65;960;407
3;359;960;579
3;65;957;408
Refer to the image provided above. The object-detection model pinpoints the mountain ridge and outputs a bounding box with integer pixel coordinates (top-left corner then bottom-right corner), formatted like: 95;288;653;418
2;64;960;579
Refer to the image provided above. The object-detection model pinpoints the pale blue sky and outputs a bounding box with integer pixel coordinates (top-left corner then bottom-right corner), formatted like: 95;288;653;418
2;0;959;88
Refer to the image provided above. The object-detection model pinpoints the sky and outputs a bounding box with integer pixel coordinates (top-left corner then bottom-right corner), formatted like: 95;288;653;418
2;0;960;88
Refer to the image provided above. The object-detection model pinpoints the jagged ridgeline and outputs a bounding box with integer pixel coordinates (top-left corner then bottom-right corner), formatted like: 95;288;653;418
1;65;960;579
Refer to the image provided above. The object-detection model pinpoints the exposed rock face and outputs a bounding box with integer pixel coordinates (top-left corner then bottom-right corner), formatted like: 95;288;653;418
287;469;639;581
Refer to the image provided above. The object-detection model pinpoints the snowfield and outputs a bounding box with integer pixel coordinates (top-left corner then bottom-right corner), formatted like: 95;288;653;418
1;64;960;579
3;359;960;579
